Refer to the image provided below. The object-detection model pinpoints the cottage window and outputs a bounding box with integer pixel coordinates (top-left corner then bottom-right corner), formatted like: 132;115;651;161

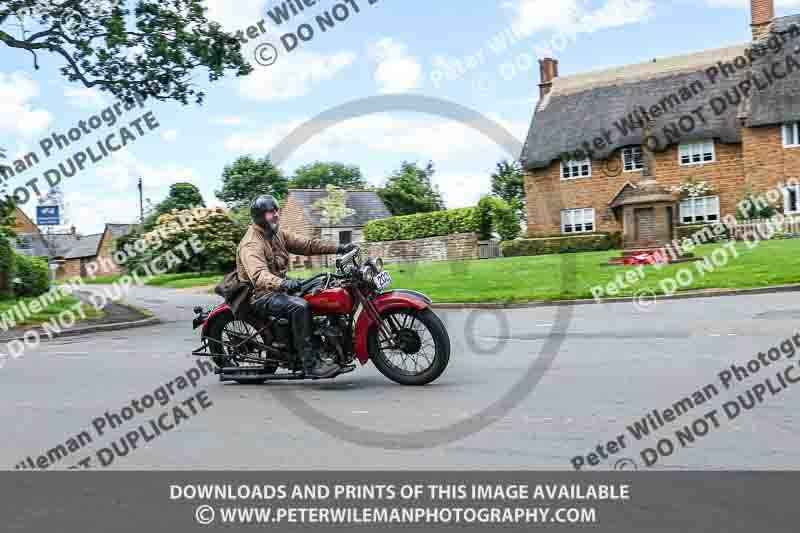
561;208;595;234
782;123;800;147
560;158;591;179
679;141;715;165
622;147;643;172
679;196;719;224
784;186;800;214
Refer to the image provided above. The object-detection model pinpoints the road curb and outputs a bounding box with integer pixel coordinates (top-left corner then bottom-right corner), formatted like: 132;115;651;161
431;283;800;310
0;316;161;344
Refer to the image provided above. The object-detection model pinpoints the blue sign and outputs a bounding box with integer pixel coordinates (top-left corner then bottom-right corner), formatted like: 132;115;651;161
36;205;60;226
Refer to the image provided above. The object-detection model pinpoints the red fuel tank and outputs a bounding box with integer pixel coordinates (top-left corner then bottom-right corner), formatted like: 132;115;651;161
304;287;354;315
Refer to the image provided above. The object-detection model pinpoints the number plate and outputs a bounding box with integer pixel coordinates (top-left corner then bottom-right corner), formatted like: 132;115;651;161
374;271;392;290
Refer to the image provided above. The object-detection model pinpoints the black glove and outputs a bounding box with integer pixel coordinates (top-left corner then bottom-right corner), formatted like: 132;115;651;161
279;278;303;293
337;243;358;254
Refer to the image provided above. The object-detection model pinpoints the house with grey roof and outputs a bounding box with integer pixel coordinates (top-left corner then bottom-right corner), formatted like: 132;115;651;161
521;0;800;248
11;206;137;278
281;189;392;268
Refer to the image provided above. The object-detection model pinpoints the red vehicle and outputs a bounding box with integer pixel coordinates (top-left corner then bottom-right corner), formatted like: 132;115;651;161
192;248;451;386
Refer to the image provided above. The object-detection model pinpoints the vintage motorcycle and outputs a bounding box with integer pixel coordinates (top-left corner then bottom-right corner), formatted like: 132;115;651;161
192;247;451;385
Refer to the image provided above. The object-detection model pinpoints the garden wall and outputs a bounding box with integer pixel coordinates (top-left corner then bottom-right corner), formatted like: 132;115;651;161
362;233;480;264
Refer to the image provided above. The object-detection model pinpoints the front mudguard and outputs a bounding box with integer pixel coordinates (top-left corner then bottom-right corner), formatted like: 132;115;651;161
200;303;232;337
353;290;430;364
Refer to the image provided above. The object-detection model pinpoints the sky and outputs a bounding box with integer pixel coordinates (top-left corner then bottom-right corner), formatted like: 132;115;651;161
2;0;800;234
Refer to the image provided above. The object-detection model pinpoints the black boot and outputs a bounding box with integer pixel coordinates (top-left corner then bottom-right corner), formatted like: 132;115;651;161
301;338;340;379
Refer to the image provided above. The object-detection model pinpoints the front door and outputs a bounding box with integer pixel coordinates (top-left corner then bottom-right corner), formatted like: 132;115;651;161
635;207;656;242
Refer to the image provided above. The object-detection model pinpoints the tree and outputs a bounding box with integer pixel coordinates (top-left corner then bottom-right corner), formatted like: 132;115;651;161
311;185;355;267
312;185;355;227
490;160;526;221
144;182;205;229
378;161;444;216
216;156;288;209
0;0;252;105
289;162;367;190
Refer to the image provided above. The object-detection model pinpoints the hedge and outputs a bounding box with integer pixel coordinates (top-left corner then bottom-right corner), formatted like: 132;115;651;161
364;200;522;243
364;207;481;242
501;233;620;257
12;254;49;297
676;223;729;243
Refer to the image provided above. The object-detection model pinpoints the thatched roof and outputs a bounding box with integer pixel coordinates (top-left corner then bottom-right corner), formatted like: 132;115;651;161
521;15;800;170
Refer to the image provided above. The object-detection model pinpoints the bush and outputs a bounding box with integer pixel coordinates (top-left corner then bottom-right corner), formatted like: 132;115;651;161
676;224;730;243
478;196;521;241
117;207;245;275
364;207;481;242
501;234;618;257
12;254;49;297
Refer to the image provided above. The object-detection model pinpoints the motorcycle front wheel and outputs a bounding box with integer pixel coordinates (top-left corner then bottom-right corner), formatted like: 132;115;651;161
367;308;450;386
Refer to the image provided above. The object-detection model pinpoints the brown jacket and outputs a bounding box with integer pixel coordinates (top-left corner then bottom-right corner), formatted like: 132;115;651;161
237;224;338;302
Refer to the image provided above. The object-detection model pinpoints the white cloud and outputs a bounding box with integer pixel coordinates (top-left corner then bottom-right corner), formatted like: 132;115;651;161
64;86;107;109
211;116;251;126
94;149;201;194
161;129;179;142
506;0;654;37
368;38;423;93
204;0;267;31
237;50;356;101
224;113;528;165
0;72;51;138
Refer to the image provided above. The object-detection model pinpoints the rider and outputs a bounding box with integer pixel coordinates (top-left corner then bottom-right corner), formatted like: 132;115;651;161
237;194;358;378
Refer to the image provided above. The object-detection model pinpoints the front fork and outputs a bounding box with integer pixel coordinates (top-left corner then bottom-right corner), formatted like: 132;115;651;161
354;288;398;350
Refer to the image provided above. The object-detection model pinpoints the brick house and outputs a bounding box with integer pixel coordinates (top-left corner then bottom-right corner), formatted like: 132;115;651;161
281;189;392;268
521;0;800;246
47;223;135;278
11;207;135;278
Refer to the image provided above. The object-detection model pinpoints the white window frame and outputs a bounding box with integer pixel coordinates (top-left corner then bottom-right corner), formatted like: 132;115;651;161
679;141;715;166
782;123;800;148
561;208;595;234
622;147;643;172
679;196;720;224
560;158;592;180
784;185;800;214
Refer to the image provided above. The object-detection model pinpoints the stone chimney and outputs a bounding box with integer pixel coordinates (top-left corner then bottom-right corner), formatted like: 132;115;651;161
538;58;559;99
751;0;774;41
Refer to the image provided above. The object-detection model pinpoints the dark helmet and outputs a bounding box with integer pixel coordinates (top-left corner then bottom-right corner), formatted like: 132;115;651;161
250;194;280;231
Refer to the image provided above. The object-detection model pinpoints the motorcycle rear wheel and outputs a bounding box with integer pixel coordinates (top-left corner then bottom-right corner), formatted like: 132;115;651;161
205;310;278;384
367;308;450;386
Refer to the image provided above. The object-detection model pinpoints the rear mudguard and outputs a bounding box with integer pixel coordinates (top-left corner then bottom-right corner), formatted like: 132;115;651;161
201;303;232;336
353;290;430;364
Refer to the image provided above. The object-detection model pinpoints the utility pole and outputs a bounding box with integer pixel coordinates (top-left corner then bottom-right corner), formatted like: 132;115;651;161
138;177;144;224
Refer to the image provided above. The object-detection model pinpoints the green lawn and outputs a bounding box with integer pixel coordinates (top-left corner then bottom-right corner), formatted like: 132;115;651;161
82;274;124;285
77;239;800;303
144;272;225;289
287;239;800;303
0;294;104;328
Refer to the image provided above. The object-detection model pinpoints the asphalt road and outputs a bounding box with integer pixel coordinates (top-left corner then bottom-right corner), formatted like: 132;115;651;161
2;283;800;470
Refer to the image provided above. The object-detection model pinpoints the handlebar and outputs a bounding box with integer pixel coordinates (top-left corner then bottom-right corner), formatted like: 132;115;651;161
335;246;361;271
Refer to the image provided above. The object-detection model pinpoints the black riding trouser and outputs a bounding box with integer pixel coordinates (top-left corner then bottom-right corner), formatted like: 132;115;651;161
252;292;312;360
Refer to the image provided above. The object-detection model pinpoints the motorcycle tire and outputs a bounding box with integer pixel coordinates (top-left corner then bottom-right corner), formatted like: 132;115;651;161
367;308;450;386
205;310;278;384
